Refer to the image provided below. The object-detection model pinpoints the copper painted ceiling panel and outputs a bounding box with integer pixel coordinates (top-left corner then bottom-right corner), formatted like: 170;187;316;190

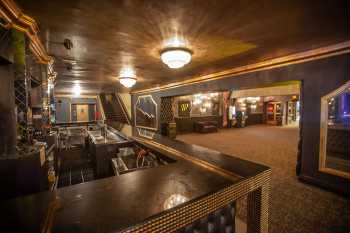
17;0;350;94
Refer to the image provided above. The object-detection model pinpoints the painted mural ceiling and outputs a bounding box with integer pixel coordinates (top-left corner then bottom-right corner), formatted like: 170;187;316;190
17;0;350;94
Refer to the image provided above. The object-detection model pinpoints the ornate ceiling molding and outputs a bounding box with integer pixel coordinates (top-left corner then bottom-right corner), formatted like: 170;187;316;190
131;40;350;95
0;0;52;64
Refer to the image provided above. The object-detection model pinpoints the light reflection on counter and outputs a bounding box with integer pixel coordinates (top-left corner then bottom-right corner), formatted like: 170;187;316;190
163;194;189;210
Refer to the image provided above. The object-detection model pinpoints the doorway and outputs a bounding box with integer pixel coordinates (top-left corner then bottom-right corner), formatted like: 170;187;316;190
266;102;283;125
76;104;89;122
71;104;96;122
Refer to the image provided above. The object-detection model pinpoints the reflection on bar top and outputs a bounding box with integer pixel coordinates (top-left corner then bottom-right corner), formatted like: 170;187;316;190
118;124;269;179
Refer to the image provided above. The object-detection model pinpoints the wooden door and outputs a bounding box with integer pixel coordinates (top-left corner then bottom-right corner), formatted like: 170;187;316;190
76;104;89;122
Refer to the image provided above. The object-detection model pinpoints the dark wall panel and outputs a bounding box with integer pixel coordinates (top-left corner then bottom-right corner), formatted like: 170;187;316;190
55;97;70;123
55;97;98;123
131;53;350;194
0;64;16;156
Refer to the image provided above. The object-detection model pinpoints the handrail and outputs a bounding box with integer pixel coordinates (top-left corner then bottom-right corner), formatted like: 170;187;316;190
114;94;131;125
97;95;106;121
136;106;155;119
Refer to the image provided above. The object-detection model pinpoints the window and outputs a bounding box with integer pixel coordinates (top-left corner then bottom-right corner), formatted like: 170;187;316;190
319;81;350;179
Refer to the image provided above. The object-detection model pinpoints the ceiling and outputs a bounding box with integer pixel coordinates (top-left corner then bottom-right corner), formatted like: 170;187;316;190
17;0;350;94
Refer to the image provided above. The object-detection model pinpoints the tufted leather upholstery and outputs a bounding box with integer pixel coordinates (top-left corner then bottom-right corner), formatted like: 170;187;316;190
327;128;350;158
177;202;235;233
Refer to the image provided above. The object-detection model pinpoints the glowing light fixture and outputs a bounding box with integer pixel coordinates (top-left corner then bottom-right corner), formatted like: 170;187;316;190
119;68;137;88
119;77;136;88
210;92;219;97
161;37;192;69
72;84;81;97
160;48;192;69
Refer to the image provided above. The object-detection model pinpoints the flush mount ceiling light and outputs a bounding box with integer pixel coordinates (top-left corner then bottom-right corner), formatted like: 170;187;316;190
119;68;137;88
160;47;192;69
119;77;136;88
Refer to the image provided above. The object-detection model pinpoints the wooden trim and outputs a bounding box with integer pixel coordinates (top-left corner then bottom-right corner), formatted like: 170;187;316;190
97;95;106;121
41;198;61;233
0;0;52;64
69;101;72;122
320;167;350;180
319;80;350;179
54;94;98;99
134;136;242;180
131;41;350;95
127;135;271;233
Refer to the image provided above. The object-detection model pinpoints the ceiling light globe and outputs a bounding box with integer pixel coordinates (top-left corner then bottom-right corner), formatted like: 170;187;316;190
160;48;192;69
119;77;136;88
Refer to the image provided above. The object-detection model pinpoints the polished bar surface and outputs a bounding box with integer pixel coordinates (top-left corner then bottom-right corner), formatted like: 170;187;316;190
0;126;270;233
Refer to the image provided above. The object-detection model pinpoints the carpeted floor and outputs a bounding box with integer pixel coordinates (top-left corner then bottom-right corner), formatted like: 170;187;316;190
177;124;350;233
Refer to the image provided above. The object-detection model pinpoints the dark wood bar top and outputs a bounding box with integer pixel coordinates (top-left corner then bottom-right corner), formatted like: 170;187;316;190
128;126;269;179
0;126;270;233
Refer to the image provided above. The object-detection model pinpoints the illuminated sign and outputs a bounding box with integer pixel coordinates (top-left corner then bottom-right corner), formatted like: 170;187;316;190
178;101;191;117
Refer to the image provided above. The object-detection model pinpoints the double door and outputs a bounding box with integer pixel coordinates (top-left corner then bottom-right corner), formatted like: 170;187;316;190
266;102;282;125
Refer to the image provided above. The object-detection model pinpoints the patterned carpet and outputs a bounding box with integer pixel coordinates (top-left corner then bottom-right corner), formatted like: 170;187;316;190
177;125;350;233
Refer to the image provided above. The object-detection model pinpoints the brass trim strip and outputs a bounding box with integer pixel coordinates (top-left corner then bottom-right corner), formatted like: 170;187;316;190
0;0;52;64
41;197;61;233
125;169;271;233
131;41;350;94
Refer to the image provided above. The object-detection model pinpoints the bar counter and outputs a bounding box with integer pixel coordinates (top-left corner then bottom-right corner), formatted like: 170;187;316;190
0;125;271;233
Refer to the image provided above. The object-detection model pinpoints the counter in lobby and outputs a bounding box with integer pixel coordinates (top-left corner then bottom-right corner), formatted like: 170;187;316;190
87;126;130;146
87;126;134;178
0;125;271;233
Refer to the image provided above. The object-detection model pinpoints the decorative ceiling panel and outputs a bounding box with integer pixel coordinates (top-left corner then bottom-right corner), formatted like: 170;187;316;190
16;0;350;94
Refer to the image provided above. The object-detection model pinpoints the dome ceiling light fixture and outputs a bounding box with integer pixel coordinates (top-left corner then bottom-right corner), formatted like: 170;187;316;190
160;37;193;69
160;47;192;69
119;67;137;88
